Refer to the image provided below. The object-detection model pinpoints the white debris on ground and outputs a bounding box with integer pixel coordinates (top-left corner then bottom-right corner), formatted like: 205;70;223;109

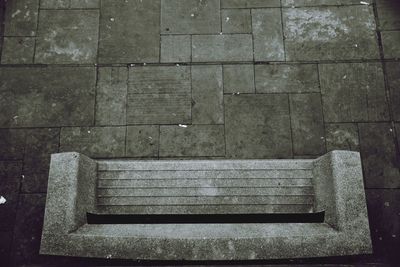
0;196;6;205
178;124;188;128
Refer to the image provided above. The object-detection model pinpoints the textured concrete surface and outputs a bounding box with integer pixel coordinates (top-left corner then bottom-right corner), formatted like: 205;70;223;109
0;0;399;265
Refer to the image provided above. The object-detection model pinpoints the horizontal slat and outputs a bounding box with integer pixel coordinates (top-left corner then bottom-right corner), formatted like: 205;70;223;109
95;204;314;214
97;187;314;197
97;159;314;171
98;177;313;188
97;195;314;206
98;169;313;180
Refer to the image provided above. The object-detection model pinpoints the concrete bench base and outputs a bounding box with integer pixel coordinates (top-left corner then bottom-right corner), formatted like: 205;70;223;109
40;151;372;260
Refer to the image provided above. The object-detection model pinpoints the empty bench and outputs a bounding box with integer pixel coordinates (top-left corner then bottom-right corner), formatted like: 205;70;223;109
40;151;372;260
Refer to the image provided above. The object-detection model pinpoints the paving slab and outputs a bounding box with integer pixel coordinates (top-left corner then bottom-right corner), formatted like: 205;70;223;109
359;123;400;189
381;31;400;59
60;126;126;158
99;0;160;63
223;64;255;94
4;0;39;36
0;231;12;266
366;189;400;261
289;93;325;156
95;67;127;126
255;64;319;93
160;125;225;157
161;35;191;63
221;0;280;8
252;8;284;61
11;194;47;266
192;34;253;62
22;128;60;193
377;3;400;30
282;0;372;6
225;94;292;158
319;63;389;122
0;161;22;230
221;9;252;33
161;0;220;34
386;62;400;122
1;37;34;64
0;67;96;128
191;65;224;124
126;126;159;158
127;66;191;124
283;6;379;61
325;123;360;152
35;10;99;64
0;129;26;160
41;0;100;8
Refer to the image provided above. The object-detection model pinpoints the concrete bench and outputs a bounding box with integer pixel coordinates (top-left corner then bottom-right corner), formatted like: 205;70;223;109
40;151;372;260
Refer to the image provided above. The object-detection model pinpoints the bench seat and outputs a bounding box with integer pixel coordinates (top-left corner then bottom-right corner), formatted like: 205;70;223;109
40;151;372;260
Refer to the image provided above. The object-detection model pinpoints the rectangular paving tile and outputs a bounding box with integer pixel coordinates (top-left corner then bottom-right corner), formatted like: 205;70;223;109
0;67;96;128
99;0;160;63
359;123;400;189
289;93;325;156
191;65;224;124
60;126;126;158
95;67;127;126
160;125;225;157
41;0;99;8
366;189;400;260
223;64;255;94
225;94;292;158
0;129;26;160
221;0;280;8
35;10;99;64
127;66;191;124
126;126;159;158
385;62;400;122
4;0;39;36
161;35;191;63
0;231;12;266
192;34;253;62
255;64;319;93
282;0;372;6
161;0;220;34
283;6;380;61
0;161;22;230
325;123;360;152
319;63;389;122
377;3;400;30
222;9;252;33
22;128;60;193
382;31;400;59
252;8;284;61
1;37;34;64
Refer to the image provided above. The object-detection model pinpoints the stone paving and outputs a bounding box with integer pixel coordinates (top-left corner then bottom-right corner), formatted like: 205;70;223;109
0;0;399;266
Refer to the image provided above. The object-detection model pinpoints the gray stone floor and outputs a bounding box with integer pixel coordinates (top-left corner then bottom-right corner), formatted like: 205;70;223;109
0;0;399;266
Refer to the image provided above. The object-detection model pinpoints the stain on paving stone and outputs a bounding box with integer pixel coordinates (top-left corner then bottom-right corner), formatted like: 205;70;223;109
99;0;160;63
283;6;379;61
255;64;319;93
222;9;252;34
225;94;292;159
127;66;191;124
319;63;389;122
4;0;39;36
0;67;96;128
160;125;225;157
359;123;400;189
325;123;360;152
386;62;400;122
35;10;99;64
1;37;35;64
60;126;126;158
